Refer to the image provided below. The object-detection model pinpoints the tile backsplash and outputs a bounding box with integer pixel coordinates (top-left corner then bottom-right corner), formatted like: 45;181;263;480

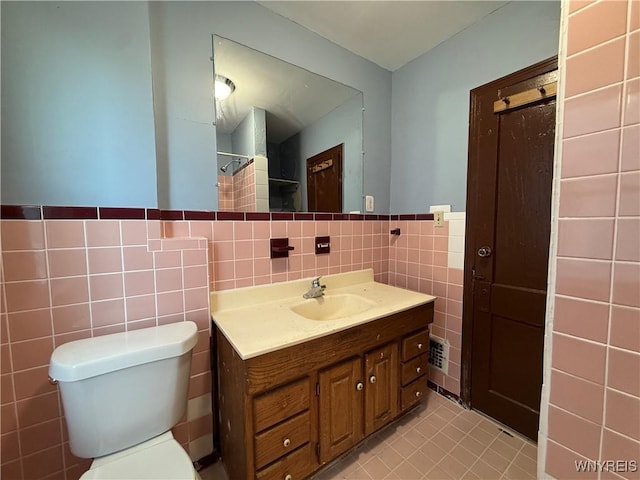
387;214;465;397
1;219;212;480
1;210;463;479
170;218;391;291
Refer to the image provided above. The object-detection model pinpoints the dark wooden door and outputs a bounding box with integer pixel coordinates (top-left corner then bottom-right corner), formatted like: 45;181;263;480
364;343;398;435
464;58;557;441
318;357;363;463
306;144;343;212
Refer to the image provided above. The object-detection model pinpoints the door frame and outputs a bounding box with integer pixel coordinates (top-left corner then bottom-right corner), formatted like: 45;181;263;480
460;56;558;407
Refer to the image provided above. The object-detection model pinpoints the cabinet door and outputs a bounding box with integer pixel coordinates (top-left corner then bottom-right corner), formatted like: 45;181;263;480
318;357;363;464
364;343;398;435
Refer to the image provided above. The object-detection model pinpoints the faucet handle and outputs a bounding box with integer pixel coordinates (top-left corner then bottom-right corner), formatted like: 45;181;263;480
311;276;322;287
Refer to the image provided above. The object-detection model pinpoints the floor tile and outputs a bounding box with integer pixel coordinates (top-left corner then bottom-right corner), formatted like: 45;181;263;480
407;449;439;474
386;460;423;479
449;444;478;469
425;464;455;479
520;443;537;461
458;434;487;457
440;424;466;444
376;448;404;471
389;435;420;458
361;456;391;479
436;454;468;478
414;418;441;439
479;447;512;473
487;438;519;463
201;391;539;480
467;458;502;479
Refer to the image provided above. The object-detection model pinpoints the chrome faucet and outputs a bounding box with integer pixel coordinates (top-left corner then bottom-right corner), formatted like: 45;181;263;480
303;276;326;299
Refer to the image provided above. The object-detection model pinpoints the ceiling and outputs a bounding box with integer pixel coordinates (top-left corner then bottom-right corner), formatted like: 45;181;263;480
215;1;510;145
258;1;508;71
214;36;361;143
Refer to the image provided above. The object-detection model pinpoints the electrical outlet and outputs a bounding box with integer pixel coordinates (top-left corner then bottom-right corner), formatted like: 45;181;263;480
434;211;445;227
365;195;375;212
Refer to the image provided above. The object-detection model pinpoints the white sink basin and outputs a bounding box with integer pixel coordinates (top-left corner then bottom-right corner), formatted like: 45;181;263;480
290;294;376;321
212;269;436;359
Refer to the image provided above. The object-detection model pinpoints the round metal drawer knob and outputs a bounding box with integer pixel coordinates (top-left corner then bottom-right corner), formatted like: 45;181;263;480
369;375;377;384
283;438;291;448
416;391;422;398
416;367;421;374
284;474;292;480
417;343;423;350
356;382;364;391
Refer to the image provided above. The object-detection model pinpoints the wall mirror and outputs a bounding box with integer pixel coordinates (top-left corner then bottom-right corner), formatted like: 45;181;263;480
212;35;364;213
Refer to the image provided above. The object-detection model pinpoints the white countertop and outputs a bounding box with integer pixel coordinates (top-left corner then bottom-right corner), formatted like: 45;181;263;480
211;269;436;360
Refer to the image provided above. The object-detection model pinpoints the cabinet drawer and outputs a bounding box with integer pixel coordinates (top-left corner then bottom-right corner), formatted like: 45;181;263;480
400;378;427;411
255;443;313;480
401;329;429;362
255;411;310;470
401;354;428;386
254;378;310;433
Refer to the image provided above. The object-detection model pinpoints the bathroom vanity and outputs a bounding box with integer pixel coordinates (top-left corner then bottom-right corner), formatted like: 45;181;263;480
211;270;435;480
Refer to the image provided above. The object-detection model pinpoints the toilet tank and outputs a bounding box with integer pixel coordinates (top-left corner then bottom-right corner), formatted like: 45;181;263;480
49;322;199;459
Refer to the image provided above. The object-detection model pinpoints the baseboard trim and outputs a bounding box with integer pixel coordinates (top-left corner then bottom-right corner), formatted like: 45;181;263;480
427;380;464;407
193;451;220;472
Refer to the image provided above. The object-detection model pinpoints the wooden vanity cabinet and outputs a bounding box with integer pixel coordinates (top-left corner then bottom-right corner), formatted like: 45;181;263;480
400;328;430;411
364;343;398;435
216;303;433;480
318;342;399;463
253;378;311;470
318;357;363;463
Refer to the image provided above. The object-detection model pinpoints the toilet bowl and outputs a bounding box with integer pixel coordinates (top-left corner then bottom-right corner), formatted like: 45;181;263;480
80;432;201;480
49;322;201;480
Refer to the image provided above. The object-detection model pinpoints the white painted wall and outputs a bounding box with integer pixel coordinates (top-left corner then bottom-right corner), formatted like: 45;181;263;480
1;1;157;207
390;1;561;213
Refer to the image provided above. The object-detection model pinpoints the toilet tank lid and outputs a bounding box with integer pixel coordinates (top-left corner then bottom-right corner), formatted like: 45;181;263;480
49;322;199;382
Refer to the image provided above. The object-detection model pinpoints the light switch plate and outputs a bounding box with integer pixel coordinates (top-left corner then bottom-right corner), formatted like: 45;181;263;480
434;211;445;227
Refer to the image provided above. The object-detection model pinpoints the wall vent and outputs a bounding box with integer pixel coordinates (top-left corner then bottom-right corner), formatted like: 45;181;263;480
428;335;450;375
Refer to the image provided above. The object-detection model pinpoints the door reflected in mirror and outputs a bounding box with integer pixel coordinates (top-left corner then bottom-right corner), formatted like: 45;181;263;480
212;36;363;213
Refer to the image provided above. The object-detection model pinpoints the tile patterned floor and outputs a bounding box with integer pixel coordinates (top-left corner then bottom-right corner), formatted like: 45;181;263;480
200;391;538;480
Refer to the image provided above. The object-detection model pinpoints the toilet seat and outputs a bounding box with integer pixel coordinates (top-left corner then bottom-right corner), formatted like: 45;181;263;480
80;432;198;479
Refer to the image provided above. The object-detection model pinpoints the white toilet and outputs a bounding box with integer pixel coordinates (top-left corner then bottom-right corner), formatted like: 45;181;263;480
48;321;202;479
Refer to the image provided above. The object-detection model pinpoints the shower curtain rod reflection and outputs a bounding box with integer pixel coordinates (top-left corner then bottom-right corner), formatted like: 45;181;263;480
216;151;251;159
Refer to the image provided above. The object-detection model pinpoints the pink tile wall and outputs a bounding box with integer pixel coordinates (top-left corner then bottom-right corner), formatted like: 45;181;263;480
387;220;464;396
0;220;211;480
218;162;258;212
217;176;233;211
546;1;640;477
162;219;391;291
0;211;462;479
233;162;257;212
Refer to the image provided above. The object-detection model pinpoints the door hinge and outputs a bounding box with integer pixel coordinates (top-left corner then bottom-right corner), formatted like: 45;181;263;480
315;382;320;396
